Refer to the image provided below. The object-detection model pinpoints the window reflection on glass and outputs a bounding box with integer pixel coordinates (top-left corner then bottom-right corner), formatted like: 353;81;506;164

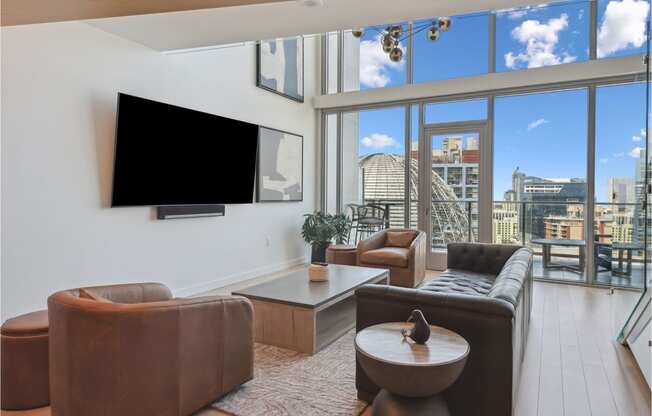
495;1;589;72
597;0;650;59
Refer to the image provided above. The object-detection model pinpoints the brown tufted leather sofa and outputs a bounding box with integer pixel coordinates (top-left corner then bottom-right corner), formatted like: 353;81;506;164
357;229;427;288
48;283;253;416
355;243;533;416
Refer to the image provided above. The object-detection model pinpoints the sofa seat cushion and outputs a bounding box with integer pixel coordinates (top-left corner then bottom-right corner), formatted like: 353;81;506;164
418;269;495;296
360;247;409;268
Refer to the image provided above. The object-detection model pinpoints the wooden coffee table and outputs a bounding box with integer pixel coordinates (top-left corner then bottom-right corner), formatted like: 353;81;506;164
355;322;469;416
233;264;388;354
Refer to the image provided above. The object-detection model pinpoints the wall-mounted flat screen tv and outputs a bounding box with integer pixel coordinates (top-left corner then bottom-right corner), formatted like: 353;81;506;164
111;93;259;207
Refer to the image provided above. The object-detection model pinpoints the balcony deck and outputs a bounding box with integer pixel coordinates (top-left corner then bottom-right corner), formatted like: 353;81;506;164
533;254;646;289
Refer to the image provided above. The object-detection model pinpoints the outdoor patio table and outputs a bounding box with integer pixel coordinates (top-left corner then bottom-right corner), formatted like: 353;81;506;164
531;238;586;274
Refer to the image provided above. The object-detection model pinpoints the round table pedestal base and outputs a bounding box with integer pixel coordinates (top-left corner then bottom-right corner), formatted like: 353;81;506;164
371;389;449;416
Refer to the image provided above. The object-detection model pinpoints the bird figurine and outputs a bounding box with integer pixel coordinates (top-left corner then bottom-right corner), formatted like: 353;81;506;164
401;310;431;344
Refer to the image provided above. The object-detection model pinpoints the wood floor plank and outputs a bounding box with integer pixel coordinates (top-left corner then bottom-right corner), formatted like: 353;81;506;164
515;289;544;416
537;284;564;416
558;285;592;416
568;284;620;416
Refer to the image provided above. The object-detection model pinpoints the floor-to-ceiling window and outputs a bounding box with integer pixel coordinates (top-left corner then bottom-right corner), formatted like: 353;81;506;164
320;0;649;285
595;82;648;288
493;89;588;281
337;107;407;241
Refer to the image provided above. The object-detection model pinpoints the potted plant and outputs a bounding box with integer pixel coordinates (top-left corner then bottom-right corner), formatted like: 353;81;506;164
301;212;336;262
330;213;352;245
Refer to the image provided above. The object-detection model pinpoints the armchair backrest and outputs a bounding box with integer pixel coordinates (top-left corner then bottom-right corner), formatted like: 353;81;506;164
47;283;254;415
77;282;173;304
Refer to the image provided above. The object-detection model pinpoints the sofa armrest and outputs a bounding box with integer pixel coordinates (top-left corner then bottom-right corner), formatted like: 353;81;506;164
354;284;516;416
447;243;522;276
407;231;426;268
357;230;386;256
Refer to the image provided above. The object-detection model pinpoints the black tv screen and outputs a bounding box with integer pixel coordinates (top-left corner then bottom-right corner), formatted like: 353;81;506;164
111;93;259;207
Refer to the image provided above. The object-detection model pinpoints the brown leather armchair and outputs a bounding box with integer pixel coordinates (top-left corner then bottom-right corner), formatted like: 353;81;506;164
357;229;426;288
48;283;253;416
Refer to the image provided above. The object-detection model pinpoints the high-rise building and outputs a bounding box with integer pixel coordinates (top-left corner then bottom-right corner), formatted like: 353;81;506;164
493;204;520;244
608;177;635;205
503;169;586;241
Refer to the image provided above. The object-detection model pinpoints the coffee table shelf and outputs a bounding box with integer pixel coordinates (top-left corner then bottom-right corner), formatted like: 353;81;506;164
233;264;388;354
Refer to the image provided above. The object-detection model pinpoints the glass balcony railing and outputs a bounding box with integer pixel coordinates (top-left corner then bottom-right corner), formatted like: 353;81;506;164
349;199;647;289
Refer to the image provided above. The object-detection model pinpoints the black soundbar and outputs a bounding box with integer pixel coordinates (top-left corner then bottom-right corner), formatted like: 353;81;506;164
156;205;225;220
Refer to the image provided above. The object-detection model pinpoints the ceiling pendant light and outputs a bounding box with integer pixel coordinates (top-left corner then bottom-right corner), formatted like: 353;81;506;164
439;17;452;31
347;16;452;62
388;25;402;39
427;26;440;42
381;34;394;53
389;46;403;62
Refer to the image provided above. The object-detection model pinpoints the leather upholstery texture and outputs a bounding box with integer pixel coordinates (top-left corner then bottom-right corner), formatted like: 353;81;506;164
355;243;533;416
357;229;427;288
359;247;409;268
48;282;254;416
1;310;50;410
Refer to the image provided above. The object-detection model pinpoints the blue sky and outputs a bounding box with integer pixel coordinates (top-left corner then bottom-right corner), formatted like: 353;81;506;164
354;0;649;202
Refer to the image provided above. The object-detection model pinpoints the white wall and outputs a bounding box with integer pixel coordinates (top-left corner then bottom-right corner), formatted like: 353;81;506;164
1;22;319;320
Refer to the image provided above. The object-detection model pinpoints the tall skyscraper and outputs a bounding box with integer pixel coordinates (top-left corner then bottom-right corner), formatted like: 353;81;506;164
608;177;635;205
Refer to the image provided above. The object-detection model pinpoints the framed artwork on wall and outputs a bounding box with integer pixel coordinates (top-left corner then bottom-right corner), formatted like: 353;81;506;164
257;126;303;202
256;37;304;102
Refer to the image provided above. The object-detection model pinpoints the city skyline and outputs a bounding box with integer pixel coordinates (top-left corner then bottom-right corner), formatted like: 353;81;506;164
353;1;649;202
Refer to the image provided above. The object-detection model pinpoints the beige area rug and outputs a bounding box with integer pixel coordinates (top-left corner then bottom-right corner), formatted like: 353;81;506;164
211;330;367;416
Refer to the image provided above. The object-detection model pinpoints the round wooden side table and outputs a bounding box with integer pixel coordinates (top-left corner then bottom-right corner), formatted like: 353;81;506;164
355;322;469;416
325;244;357;266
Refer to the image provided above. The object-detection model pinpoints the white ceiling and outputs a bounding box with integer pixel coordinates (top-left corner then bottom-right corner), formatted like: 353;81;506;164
87;0;550;52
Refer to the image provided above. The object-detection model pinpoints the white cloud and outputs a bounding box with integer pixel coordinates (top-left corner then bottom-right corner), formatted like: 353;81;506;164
629;146;643;157
599;157;609;164
359;36;405;88
361;133;399;149
498;4;548;19
527;118;549;130
505;14;576;69
597;0;649;58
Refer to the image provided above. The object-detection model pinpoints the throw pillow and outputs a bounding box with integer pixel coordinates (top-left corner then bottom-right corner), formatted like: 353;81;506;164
385;231;416;248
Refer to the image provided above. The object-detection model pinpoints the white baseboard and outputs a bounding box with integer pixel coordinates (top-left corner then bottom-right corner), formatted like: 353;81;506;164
172;256;309;297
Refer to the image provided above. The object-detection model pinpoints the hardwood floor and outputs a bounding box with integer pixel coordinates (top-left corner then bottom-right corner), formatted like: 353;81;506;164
514;282;650;416
3;279;649;416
